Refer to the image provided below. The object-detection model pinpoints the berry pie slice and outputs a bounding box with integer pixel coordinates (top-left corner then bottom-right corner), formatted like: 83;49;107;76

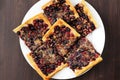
27;41;67;80
69;0;97;37
66;38;103;76
42;19;80;57
42;0;79;24
13;13;51;51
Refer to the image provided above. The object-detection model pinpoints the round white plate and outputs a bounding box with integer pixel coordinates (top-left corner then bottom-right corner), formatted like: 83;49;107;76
19;0;105;79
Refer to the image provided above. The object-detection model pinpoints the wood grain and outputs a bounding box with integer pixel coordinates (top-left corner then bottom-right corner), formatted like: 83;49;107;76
0;0;120;80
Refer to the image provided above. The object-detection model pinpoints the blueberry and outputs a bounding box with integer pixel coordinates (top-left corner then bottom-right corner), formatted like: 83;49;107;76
54;25;60;31
39;19;44;23
65;27;71;32
28;24;36;31
90;22;95;30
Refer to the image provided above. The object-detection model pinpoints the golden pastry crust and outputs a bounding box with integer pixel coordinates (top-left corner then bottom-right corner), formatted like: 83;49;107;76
74;56;103;76
42;19;80;41
27;54;68;80
42;0;79;18
65;0;79;18
79;0;98;28
13;13;51;33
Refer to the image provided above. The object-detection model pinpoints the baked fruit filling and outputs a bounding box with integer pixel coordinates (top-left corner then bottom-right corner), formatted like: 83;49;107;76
30;41;64;76
69;17;95;37
16;19;50;51
69;3;96;37
43;19;80;57
17;19;49;51
42;0;79;24
67;38;100;71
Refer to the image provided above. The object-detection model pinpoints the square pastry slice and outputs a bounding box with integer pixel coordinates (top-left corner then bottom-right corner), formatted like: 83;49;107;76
13;13;51;51
27;41;67;80
66;38;103;76
42;19;80;57
42;0;79;24
69;0;97;37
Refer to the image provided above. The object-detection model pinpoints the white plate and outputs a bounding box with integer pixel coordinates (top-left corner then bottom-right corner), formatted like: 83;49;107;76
19;0;105;79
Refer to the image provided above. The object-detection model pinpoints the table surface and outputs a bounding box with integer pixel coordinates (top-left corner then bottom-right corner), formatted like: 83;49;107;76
0;0;120;80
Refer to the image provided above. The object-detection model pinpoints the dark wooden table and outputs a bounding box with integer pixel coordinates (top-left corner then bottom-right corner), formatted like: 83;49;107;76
0;0;120;80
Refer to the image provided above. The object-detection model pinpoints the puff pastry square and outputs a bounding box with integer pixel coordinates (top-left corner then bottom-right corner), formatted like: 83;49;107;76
42;19;80;56
42;0;79;24
69;0;98;37
66;38;103;76
27;41;67;80
13;13;51;51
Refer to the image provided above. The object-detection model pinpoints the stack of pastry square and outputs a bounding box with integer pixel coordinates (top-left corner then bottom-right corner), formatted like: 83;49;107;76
13;0;103;80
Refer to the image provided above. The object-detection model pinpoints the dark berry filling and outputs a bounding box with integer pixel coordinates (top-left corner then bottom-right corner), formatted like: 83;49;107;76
44;0;76;24
17;19;49;51
68;4;96;37
28;24;36;31
30;41;65;76
47;25;77;56
67;38;99;70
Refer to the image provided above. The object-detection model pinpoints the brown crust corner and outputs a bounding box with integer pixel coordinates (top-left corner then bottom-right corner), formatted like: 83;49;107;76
79;0;98;28
27;54;67;80
13;13;51;33
42;19;80;41
74;56;103;76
